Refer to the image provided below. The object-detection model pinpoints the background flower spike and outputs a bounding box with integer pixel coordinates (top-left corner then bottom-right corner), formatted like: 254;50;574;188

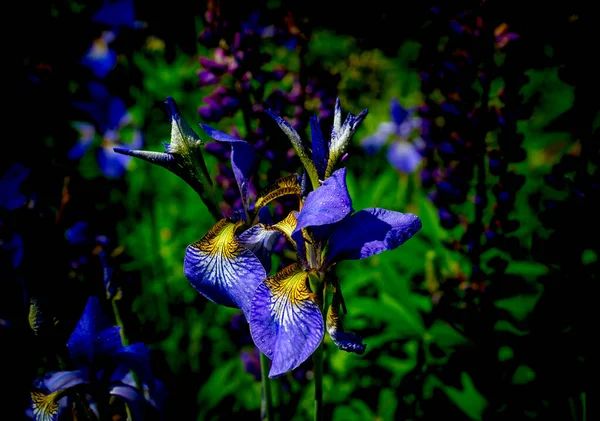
114;97;221;220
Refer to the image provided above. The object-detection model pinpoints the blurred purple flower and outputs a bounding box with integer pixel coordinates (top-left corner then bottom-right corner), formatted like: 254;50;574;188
360;98;424;173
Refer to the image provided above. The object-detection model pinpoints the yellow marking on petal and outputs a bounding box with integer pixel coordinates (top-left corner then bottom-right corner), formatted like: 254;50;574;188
266;263;313;307
192;219;242;259
254;174;301;213
31;389;61;421
269;212;298;249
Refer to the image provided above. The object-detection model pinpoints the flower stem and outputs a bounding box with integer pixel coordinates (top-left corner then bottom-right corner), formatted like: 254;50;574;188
260;352;274;421
313;341;324;421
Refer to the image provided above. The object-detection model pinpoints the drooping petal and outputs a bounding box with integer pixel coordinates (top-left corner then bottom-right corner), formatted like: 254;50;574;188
252;173;301;217
326;284;366;354
66;296;122;363
310;116;327;179
323;208;422;267
387;140;422;173
199;124;255;210
292;167;352;244
31;371;88;421
109;384;144;421
250;264;323;377
237;224;282;273
266;109;320;188
184;219;266;319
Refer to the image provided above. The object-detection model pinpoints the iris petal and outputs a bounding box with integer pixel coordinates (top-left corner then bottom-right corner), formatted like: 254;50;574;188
250;263;323;377
66;296;122;363
326;286;366;354
292;167;352;244
324;208;422;267
253;173;301;217
310;116;327;179
200;124;255;210
390;98;409;126
109;384;144;421
237;224;282;273
31;371;88;421
115;343;153;389
387;141;422;173
184;219;266;319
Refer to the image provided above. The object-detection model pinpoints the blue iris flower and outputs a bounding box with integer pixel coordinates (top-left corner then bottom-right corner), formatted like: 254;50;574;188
360;98;424;173
183;99;422;377
30;296;157;421
69;83;143;178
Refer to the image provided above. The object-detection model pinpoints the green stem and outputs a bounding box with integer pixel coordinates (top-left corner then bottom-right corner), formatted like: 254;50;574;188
260;352;274;421
313;342;324;421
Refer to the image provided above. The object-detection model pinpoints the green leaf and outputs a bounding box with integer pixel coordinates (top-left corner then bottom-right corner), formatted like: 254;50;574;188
512;365;536;385
381;292;425;335
443;372;487;421
197;359;241;413
505;261;549;279
377;388;399;421
427;320;469;349
495;293;542;322
494;320;529;336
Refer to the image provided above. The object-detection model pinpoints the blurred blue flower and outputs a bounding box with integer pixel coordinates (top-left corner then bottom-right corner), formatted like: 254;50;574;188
360;98;424;173
0;164;30;210
81;31;118;78
30;296;157;421
70;83;143;178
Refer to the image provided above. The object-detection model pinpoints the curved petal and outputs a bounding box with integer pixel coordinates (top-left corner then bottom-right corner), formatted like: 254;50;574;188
67;296;122;363
324;208;422;267
237;224;282;274
250;264;323;377
109;384;144;421
326;285;366;354
199;124;255;209
292;167;352;244
253;173;301;216
184;219;266;319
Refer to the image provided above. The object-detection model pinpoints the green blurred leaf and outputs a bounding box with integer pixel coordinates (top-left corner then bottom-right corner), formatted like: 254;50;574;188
443;372;487;421
505;261;549;279
494;320;529;336
495;293;542;322
197;359;242;413
381;292;425;335
427;320;469;349
377;388;399;421
512;365;536;385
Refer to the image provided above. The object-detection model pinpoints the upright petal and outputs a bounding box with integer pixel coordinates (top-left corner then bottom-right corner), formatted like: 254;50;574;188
390;98;409;127
199;124;255;210
324;208;422;267
310;116;327;179
237;224;282;273
292;167;352;244
66;296;122;363
266;109;320;189
184;219;266;319
326;107;368;178
250;264;324;377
